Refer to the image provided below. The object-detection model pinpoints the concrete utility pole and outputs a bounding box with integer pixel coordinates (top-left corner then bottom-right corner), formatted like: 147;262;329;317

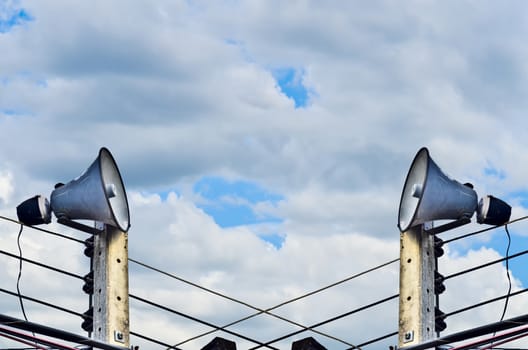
398;224;435;348
93;224;130;347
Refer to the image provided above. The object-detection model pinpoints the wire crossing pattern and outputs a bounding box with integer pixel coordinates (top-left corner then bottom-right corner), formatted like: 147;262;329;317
0;214;528;349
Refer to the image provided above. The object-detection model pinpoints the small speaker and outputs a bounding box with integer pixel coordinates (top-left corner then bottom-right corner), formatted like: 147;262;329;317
477;195;511;225
16;195;51;225
50;148;130;232
398;148;478;232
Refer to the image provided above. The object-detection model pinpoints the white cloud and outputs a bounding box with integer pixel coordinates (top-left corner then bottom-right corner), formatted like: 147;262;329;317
0;171;14;204
1;1;527;349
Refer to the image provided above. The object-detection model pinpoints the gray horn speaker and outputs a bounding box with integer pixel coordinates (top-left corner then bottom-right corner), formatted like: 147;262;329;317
50;147;130;232
398;147;477;232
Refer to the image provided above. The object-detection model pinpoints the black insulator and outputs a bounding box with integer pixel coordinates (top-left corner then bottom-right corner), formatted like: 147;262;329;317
434;236;444;257
84;236;94;257
81;307;93;332
82;271;94;295
435;307;447;332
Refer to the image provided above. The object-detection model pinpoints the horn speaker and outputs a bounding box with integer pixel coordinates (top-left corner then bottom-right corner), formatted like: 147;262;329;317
50;147;130;232
398;147;478;232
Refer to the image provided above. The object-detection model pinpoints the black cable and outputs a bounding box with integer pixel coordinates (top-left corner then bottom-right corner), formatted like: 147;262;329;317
0;215;85;244
130;257;398;349
443;215;528;245
16;224;30;327
500;224;512;322
0;313;129;350
130;330;182;349
0;287;87;319
129;293;280;350
353;331;398;348
247;294;399;350
0;248;84;280
401;313;528;350
133;257;400;348
443;286;528;319
444;248;528;281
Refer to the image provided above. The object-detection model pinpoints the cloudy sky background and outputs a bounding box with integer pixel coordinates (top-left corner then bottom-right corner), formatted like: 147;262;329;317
2;0;528;349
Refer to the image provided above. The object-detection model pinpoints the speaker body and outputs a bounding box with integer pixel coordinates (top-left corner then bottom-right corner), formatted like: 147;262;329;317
398;148;477;232
50;148;130;232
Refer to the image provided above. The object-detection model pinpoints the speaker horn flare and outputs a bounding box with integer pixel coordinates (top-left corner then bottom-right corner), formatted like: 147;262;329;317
50;148;130;232
398;148;478;232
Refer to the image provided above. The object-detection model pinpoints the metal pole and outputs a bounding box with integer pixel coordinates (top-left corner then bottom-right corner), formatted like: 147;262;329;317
398;224;435;347
93;224;130;347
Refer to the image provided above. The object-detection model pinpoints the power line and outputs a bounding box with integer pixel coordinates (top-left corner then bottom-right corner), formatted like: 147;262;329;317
0;327;49;350
353;331;397;348
443;215;528;245
130;330;182;349
129;293;280;350
444;248;528;281
248;294;399;350
0;288;86;319
397;313;528;350
4;213;528;350
0;216;85;244
443;287;528;320
131;257;398;349
0;313;129;350
0;248;84;280
0;325;79;350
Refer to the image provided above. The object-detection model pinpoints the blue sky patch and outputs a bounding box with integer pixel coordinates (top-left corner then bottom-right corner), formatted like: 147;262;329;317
0;6;34;33
506;190;528;208
258;232;285;249
193;176;284;230
272;67;310;108
483;165;506;180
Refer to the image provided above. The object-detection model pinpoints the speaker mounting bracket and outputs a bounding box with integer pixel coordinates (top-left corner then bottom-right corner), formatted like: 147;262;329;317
424;217;471;235
57;218;104;235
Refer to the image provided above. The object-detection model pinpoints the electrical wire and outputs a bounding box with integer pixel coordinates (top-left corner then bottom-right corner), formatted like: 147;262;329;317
353;331;398;348
500;224;512;322
129;293;280;350
449;325;528;350
154;257;400;348
0;287;87;319
442;215;528;245
443;286;528;319
0;325;82;350
3;213;528;350
0;248;84;280
0;215;85;244
16;224;29;324
132;255;358;348
130;330;182;349
479;326;528;350
247;294;399;350
400;313;528;350
444;248;528;281
0;313;129;350
0;327;49;350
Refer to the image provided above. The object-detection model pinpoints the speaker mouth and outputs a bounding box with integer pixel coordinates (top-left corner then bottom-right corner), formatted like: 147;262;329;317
99;147;130;232
398;148;430;232
49;147;131;233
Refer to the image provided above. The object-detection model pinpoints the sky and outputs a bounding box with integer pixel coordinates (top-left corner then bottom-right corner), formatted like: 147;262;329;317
2;0;528;349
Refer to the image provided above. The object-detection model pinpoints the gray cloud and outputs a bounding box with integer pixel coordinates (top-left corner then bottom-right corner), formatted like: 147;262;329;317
1;0;528;348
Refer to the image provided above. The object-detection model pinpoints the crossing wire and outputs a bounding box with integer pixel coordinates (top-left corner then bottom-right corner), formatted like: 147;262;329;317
129;257;399;348
2;215;528;349
129;293;280;350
